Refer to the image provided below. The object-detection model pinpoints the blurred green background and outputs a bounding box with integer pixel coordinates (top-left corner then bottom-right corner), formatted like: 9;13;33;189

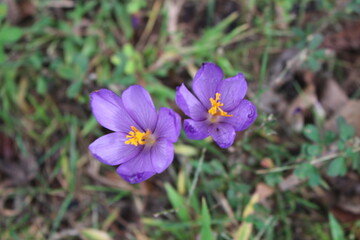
1;0;360;239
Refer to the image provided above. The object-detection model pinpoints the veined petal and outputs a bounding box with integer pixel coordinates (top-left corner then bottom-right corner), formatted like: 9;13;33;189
193;63;224;108
116;150;156;184
175;84;207;121
222;99;257;131
89;132;142;166
209;123;236;148
184;119;210;140
151;139;174;173
154;107;181;143
122;85;158;132
90;89;139;132
216;73;248;112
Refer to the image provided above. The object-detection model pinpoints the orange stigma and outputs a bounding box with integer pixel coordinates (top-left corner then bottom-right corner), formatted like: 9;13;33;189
125;126;151;146
208;93;233;117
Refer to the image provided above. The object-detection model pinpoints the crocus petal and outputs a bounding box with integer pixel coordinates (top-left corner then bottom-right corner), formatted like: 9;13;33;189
193;63;224;108
222;99;257;131
122;85;158;132
175;84;208;121
89;132;141;166
209;123;236;148
183;119;210;140
154;107;181;143
116;150;156;184
216;73;248;112
90;89;139;132
151;139;174;173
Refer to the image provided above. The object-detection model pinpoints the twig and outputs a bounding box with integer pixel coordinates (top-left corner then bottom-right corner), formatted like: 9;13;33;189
167;0;185;35
136;0;163;50
49;229;79;240
46;0;74;8
256;146;360;174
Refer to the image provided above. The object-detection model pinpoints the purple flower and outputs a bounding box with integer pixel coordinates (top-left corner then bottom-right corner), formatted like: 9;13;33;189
176;63;257;148
89;85;181;184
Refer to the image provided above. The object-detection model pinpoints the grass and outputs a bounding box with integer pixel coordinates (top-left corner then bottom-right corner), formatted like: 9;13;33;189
0;0;360;239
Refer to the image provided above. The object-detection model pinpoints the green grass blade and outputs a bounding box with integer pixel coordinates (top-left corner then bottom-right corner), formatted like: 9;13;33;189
200;198;213;240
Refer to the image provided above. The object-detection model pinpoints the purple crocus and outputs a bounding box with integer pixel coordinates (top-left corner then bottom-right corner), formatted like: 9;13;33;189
176;63;257;148
89;85;181;184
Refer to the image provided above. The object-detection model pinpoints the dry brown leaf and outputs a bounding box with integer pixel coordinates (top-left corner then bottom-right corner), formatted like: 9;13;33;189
338;194;360;215
0;133;38;185
319;78;349;114
279;174;304;191
343;60;360;97
326;100;360;136
4;0;35;24
331;207;360;223
322;20;360;51
256;183;274;203
215;193;237;225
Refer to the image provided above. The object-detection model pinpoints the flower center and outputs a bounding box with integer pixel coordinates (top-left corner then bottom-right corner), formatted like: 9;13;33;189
208;93;233;117
125;126;151;146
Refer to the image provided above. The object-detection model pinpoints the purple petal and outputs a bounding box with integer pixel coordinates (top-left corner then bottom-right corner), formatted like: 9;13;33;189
122;85;158;132
222;99;257;131
209;123;236;148
89;132;142;166
119;171;155;184
116;150;156;184
90;89;139;132
184;119;210;140
175;84;207;121
193;63;224;108
151;139;174;173
154;107;181;143
216;73;248;112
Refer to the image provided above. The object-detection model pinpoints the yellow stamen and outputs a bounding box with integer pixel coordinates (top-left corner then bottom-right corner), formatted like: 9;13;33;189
208;93;233;117
125;126;151;146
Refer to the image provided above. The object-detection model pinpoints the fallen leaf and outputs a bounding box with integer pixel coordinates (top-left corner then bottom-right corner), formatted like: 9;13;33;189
319;79;348;115
322;20;360;51
279;174;304;191
0;133;38;185
4;0;35;24
215;193;237;225
326;100;360;136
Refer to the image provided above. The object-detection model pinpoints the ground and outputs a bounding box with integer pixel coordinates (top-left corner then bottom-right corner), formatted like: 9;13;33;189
0;0;360;239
